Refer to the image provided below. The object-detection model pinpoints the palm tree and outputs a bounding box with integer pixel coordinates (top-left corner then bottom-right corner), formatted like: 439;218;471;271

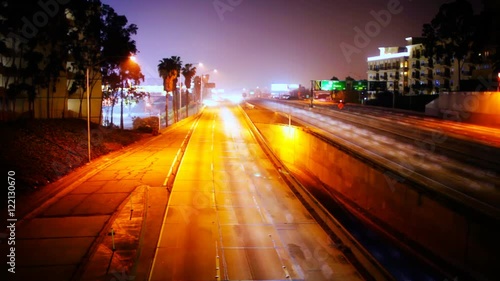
181;63;197;117
158;56;182;126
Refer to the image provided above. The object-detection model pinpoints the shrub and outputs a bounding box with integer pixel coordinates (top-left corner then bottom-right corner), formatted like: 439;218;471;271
132;116;159;133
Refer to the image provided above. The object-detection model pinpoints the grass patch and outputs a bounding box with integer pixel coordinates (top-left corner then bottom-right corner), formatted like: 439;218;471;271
0;118;150;194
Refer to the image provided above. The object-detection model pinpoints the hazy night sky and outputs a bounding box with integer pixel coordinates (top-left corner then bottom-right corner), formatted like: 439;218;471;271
101;0;483;93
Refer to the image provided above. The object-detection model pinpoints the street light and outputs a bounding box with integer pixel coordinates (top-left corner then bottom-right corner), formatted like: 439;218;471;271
275;111;291;127
86;67;90;162
200;68;217;105
497;72;499;92
177;73;188;120
86;55;137;163
119;55;139;130
179;76;182;120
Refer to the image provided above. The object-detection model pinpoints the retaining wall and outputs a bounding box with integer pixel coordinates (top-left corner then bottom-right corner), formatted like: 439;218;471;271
256;123;499;281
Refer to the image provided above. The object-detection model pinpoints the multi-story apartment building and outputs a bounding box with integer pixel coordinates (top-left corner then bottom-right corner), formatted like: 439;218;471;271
367;37;493;95
0;8;104;123
367;46;409;93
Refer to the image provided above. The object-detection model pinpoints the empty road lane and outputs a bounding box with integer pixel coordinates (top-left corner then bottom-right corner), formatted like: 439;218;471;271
148;103;364;281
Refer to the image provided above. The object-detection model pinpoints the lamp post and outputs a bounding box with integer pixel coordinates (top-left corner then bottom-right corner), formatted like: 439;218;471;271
158;112;161;133
497;72;499;92
120;76;124;129
179;77;182;119
275;111;291;127
119;55;138;129
201;69;217;104
200;74;205;104
309;80;314;108
198;63;217;106
85;55;138;162
86;67;91;162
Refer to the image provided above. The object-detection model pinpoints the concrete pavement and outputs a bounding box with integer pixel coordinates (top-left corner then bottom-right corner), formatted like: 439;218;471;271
147;105;364;280
1;115;196;281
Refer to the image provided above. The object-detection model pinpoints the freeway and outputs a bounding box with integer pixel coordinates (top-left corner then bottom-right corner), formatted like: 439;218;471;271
314;101;500;148
241;104;452;281
148;103;365;281
248;99;500;220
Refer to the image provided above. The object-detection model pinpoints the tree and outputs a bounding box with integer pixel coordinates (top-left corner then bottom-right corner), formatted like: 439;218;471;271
66;0;105;119
118;58;144;129
170;56;182;122
474;0;500;74
64;2;140;126
0;0;144;126
98;5;139;127
100;8;140;129
422;0;478;90
182;63;197;89
158;56;182;126
101;72;120;126
35;2;73;119
0;1;54;120
181;63;196;117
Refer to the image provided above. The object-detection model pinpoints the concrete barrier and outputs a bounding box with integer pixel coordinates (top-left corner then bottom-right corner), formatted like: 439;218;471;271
256;123;499;281
425;91;500;128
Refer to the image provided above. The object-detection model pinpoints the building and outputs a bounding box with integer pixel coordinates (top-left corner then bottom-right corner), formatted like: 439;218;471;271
0;54;103;123
270;84;300;99
367;37;495;95
0;9;103;123
367;46;409;94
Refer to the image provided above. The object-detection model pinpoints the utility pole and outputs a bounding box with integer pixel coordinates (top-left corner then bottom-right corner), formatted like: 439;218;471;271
310;80;314;108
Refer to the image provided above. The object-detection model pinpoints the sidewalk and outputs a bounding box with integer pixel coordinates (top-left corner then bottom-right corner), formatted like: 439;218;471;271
79;185;169;281
1;113;198;281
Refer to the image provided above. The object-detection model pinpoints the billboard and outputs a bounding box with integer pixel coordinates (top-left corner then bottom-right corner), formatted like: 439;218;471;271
315;80;346;91
353;81;368;91
313;80;367;91
271;84;288;92
271;84;299;92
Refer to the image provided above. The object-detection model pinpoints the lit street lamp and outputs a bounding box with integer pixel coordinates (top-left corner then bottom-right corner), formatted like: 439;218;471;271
197;63;217;105
119;55;139;129
86;67;90;162
275;111;291;127
497;72;499;92
201;69;217;104
86;55;137;162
